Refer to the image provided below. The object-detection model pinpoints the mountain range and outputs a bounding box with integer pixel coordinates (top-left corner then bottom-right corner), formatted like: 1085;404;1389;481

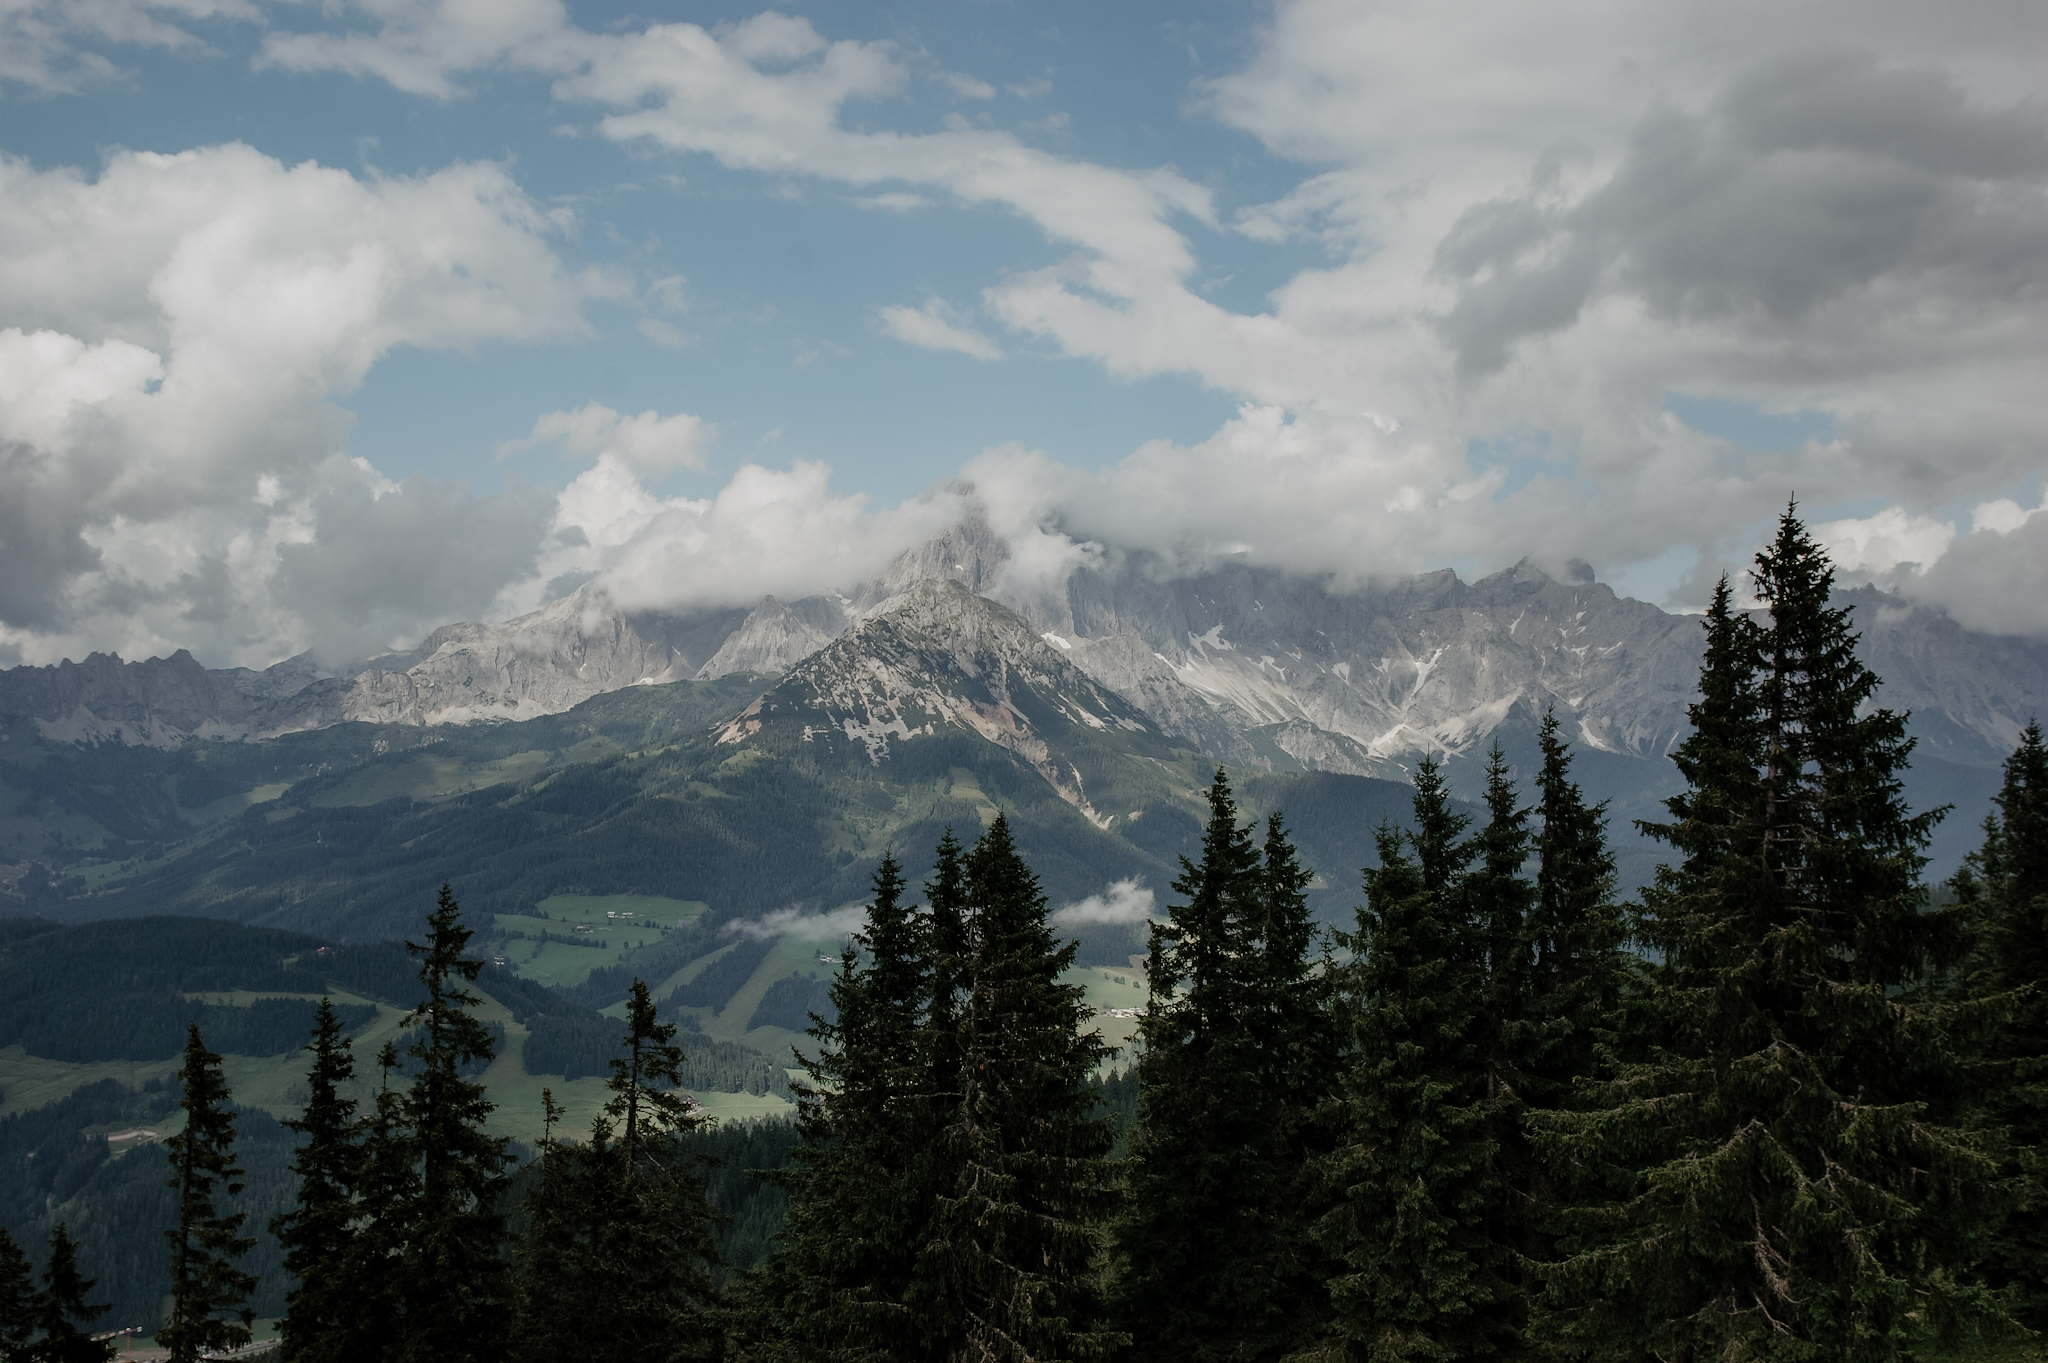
4;520;2044;932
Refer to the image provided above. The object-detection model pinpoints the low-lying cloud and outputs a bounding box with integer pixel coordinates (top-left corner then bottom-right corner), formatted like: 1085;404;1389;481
727;903;869;943
1051;879;1159;928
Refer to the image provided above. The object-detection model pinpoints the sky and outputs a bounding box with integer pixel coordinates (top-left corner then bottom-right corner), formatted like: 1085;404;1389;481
1;0;2044;670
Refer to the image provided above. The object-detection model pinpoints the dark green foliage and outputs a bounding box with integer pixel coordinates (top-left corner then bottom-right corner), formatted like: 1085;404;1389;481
0;1226;33;1359
1087;1071;1138;1159
923;816;1121;1362
271;1000;360;1363
684;1117;801;1279
1118;771;1334;1362
1313;759;1508;1363
0;1079;296;1337
668;936;778;1013
1527;711;1628;1109
1518;712;1630;1281
514;981;722;1363
1958;720;2048;1325
394;885;514;1363
343;1042;414;1363
747;973;835;1032
31;1224;112;1362
525;1011;792;1095
0;917;374;1063
743;850;936;1361
1535;509;1993;1363
158;1026;256;1362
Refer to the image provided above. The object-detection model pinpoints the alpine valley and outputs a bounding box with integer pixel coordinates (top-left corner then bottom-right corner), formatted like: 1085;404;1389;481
4;519;2044;1326
3;519;2039;939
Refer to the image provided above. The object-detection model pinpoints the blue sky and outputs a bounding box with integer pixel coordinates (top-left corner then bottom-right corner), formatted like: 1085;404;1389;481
2;0;2044;666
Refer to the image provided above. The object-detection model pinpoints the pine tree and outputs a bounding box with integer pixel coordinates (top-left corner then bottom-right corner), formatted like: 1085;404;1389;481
1468;744;1539;1357
0;1227;35;1361
158;1025;256;1363
923;814;1121;1363
590;978;722;1361
1518;709;1631;1275
1536;509;1996;1363
1958;721;2048;1325
511;1088;590;1363
1118;771;1333;1361
396;884;513;1363
1526;709;1627;1107
30;1225;112;1363
1119;770;1262;1360
1245;810;1341;1350
747;850;938;1361
341;1040;413;1363
1312;757;1506;1363
272;999;362;1363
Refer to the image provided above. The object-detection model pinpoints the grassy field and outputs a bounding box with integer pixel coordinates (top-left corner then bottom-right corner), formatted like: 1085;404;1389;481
491;892;709;990
1068;964;1148;1066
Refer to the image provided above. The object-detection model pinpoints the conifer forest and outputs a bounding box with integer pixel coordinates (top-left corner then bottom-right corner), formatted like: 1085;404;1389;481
5;508;2046;1363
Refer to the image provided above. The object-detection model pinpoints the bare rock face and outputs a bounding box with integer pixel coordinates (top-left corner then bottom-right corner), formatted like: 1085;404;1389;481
4;519;2045;782
1039;557;1704;766
717;578;1154;824
696;596;850;679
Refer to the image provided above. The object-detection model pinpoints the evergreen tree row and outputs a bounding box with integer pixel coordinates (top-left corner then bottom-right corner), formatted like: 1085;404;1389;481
6;505;2043;1363
749;506;2047;1363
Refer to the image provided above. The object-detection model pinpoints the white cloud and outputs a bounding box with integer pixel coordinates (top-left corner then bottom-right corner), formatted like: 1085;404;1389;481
1051;878;1158;927
0;0;255;93
727;903;868;942
941;71;995;100
502;402;715;475
873;298;1002;361
257;0;570;100
1815;507;1959;578
531;455;971;617
0;143;590;666
854;191;931;213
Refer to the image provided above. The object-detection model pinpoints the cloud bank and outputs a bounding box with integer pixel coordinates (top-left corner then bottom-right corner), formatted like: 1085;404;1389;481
0;143;591;667
3;1;2046;664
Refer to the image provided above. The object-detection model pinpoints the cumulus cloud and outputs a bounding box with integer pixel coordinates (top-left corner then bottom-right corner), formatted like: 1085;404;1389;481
0;144;591;666
534;455;971;616
1050;879;1159;928
1814;507;1958;578
1909;508;2048;637
13;1;2048;653
727;903;868;942
503;402;716;475
873;298;1003;360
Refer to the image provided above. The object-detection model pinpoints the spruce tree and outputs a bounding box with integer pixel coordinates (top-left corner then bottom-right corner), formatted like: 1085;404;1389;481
1468;744;1539;1356
31;1225;112;1363
1312;757;1507;1363
397;884;513;1363
1536;509;1995;1363
342;1040;413;1363
1118;771;1332;1361
0;1227;32;1360
1246;810;1341;1348
923;815;1120;1362
1958;720;2048;1325
1119;770;1262;1360
1526;709;1627;1106
511;1088;589;1363
273;999;362;1363
592;978;722;1361
1519;709;1630;1268
747;850;938;1361
158;1025;256;1363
